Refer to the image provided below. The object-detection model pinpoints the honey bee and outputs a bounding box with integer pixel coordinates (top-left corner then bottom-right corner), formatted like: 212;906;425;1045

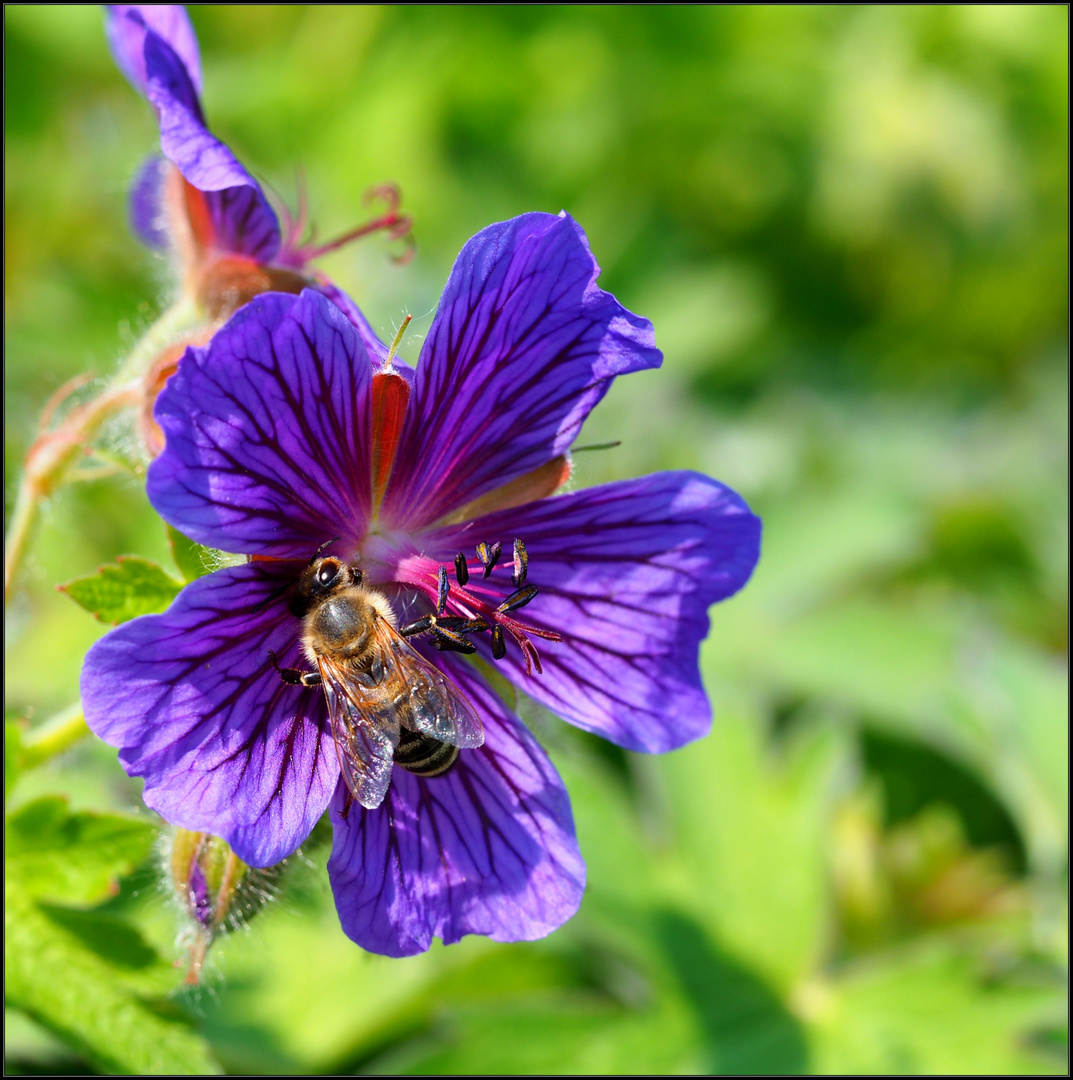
270;556;483;810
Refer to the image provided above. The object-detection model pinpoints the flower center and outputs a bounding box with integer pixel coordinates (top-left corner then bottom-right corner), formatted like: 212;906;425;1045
390;540;561;676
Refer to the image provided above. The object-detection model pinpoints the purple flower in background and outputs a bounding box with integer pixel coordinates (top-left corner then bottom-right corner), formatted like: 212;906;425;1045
106;5;410;325
81;212;761;955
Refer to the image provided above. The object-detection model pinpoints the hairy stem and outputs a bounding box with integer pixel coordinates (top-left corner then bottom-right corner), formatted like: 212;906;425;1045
4;298;202;606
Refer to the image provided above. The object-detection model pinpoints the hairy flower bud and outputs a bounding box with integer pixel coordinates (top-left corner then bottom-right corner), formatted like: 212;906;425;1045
167;828;284;984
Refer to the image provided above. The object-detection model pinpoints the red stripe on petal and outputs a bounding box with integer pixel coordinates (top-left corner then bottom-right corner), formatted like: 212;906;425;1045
371;371;411;507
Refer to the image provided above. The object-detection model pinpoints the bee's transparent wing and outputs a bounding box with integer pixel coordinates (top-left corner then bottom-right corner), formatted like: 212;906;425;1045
375;619;485;749
318;656;400;810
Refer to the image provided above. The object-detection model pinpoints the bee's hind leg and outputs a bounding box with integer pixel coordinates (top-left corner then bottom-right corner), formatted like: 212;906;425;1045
267;650;321;688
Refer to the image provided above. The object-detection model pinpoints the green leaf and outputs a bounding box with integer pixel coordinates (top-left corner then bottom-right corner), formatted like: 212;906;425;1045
5;798;220;1074
658;706;846;994
5;880;221;1075
6;797;156;905
59;556;182;625
166;524;216;583
809;944;1065;1074
5;719;24;798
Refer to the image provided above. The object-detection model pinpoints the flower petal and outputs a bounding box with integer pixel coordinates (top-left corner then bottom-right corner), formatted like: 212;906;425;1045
149;289;375;557
106;4;202;97
428;472;762;753
327;656;585;956
382;212;661;529
81;564;338;866
128;154;170;250
140;29;280;261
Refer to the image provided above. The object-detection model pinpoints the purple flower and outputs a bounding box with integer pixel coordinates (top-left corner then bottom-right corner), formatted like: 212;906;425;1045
106;5;410;330
81;212;761;956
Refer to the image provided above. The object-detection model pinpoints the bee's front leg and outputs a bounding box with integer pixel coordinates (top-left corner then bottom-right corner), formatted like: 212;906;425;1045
267;650;322;688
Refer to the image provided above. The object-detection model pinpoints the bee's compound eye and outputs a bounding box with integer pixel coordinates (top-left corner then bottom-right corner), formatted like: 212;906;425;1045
316;559;342;588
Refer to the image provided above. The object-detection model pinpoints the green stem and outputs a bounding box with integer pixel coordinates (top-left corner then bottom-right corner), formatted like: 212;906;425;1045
20;703;91;768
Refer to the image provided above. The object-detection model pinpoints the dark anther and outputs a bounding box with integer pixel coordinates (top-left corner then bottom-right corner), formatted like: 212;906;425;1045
431;626;477;654
476;540;502;578
454;551;469;587
435;615;489;633
491;624;507;660
497;584;538;613
399;614;434;638
436;565;449;614
512;538;528;587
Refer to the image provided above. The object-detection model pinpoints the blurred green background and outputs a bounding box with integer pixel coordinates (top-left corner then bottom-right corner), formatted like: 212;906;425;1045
5;4;1067;1074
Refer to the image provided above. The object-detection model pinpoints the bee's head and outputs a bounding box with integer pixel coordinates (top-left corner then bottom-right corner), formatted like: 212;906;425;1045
288;556;363;616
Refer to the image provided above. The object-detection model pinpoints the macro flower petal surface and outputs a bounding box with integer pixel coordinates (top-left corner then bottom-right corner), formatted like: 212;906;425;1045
382;212;661;530
327;656;585;957
81;563;339;867
148;290;374;557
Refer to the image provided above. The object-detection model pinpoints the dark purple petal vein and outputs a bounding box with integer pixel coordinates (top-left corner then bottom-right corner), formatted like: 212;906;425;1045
106;5;202;97
149;289;375;557
426;472;762;753
382;212;661;529
81;564;338;866
328;655;585;956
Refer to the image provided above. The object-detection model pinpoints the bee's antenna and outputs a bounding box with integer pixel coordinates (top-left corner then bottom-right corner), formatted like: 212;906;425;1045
310;536;342;565
252;583;289;613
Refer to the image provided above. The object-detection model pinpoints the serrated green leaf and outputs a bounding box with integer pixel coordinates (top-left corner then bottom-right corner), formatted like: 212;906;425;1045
6;797;157;905
166;524;216;583
59;556;182;625
5;880;221;1075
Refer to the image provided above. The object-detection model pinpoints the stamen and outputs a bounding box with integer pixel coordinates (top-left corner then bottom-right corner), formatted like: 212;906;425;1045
395;540;561;674
436;615;489;633
431;625;476;654
384;314;412;370
512;538;528;587
454;551;469;587
399;614;434;638
476;540;502;578
497;584;538;613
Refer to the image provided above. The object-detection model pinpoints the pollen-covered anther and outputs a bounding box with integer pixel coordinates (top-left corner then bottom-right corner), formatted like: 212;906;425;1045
454;551;470;587
476;540;502;578
498;585;538;613
408;541;562;677
512;538;528;587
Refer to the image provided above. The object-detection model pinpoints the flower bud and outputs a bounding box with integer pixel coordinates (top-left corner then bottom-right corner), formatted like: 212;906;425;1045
167;829;283;984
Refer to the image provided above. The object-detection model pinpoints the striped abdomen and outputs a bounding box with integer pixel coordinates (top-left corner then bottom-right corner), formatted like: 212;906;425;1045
394;728;458;778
